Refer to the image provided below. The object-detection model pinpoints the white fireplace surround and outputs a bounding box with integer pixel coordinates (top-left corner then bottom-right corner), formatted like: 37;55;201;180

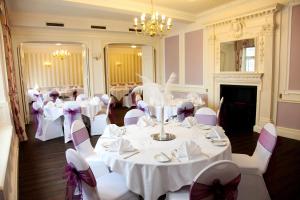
214;72;263;131
205;4;280;132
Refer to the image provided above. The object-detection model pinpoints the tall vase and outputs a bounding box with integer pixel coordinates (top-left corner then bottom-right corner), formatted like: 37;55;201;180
160;106;166;140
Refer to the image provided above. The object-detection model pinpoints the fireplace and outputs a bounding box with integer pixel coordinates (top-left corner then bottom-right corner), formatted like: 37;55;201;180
219;84;257;134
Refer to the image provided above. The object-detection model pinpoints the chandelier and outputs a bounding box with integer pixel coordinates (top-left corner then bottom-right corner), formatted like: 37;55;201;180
133;0;172;37
52;49;71;60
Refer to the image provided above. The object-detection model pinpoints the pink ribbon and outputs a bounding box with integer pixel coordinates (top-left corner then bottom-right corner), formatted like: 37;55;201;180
32;108;43;136
190;174;241;200
258;128;277;153
64;163;96;200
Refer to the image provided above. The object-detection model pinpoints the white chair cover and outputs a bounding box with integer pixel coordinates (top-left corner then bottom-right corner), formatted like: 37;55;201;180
63;101;82;143
33;102;64;141
177;101;194;122
65;149;139;200
76;94;88;102
137;100;150;116
167;160;241;200
195;107;217;126
28;89;40;102
124;109;145;126
232;123;277;174
100;94;110;106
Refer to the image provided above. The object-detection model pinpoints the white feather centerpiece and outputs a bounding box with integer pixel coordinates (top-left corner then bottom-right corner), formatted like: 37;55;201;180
133;73;177;141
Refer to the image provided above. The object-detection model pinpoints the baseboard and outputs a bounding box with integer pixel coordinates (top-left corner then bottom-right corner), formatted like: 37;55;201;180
276;126;300;141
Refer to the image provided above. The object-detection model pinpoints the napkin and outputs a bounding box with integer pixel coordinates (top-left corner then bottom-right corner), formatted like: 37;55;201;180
182;116;197;128
102;124;123;138
107;138;136;154
175;140;203;161
137;116;156;127
210;126;226;139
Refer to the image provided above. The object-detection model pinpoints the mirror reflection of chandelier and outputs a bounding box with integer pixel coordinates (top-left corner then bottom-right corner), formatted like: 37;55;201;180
52;49;71;60
133;0;172;37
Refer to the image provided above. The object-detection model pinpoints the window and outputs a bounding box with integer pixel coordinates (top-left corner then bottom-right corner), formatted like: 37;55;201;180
244;47;255;72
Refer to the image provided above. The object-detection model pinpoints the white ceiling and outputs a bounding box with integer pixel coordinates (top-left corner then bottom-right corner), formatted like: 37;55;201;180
8;0;237;22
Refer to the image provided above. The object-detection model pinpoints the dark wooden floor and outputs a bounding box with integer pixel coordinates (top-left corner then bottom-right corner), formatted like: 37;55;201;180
19;107;300;200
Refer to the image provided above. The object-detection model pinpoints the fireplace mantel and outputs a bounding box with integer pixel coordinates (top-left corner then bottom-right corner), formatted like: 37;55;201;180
214;72;264;86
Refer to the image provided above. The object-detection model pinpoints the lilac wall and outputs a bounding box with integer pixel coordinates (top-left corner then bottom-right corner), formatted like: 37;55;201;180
185;29;203;85
165;35;179;83
289;5;300;90
277;102;300;130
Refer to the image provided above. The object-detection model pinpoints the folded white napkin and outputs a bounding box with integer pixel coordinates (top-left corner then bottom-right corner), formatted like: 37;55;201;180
102;124;123;138
137;116;156;127
175;140;203;161
211;126;226;139
107;138;136;154
182;116;197;128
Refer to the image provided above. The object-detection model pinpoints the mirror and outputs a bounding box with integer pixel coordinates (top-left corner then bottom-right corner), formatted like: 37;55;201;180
220;39;255;72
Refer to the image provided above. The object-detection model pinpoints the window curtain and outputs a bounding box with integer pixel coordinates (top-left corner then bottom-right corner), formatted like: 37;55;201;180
0;0;27;141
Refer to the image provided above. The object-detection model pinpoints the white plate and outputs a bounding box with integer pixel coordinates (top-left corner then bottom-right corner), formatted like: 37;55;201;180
212;141;227;146
198;124;212;130
154;153;171;163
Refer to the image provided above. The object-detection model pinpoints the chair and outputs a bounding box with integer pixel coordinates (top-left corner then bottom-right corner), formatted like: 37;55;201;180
100;94;110;106
232;123;277;175
63;101;82;143
33;102;64;141
49;90;60;102
71;120;105;166
217;97;224;126
76;94;88;102
124;109;145;126
65;149;139;200
195;107;217;126
136;100;150;116
166;160;241;200
177;102;195;122
90;97;114;135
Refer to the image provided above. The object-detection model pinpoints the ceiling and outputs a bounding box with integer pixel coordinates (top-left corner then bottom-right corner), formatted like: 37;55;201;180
7;0;237;22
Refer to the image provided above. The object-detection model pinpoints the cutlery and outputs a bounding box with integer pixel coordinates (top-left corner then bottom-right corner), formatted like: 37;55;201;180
123;151;140;159
160;152;171;161
171;151;181;162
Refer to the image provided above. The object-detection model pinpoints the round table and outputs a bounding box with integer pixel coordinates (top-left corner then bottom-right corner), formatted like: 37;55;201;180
95;123;231;200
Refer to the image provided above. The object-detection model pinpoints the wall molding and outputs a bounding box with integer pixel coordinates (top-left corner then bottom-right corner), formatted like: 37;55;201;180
169;83;207;94
277;126;300;141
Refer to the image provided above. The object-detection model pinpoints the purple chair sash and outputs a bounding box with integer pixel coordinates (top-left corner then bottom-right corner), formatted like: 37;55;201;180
124;116;140;125
49;91;59;102
32;108;43;136
195;114;217;126
190;174;241;200
72;127;90;146
177;107;194;122
64;108;81;126
258;128;277;153
64;163;96;200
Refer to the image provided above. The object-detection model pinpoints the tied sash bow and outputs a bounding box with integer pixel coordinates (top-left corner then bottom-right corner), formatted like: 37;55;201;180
64;164;97;200
177;107;194;121
32;108;43;136
190;174;241;200
64;108;81;125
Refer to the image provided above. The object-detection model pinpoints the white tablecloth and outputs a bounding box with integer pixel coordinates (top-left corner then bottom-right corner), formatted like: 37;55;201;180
110;87;130;100
95;123;231;200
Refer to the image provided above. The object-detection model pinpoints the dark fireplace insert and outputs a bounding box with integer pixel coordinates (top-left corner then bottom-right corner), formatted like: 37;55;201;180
219;84;257;134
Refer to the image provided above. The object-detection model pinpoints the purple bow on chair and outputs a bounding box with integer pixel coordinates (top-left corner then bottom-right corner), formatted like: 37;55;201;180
49;91;60;102
64;163;97;200
32;107;43;136
190;174;241;200
177;107;194;121
64;108;81;125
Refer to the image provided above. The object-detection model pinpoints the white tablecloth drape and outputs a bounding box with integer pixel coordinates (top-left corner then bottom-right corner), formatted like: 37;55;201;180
95;123;231;200
110;87;130;101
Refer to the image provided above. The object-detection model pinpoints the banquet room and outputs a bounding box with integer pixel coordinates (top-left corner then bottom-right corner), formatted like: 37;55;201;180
0;0;300;200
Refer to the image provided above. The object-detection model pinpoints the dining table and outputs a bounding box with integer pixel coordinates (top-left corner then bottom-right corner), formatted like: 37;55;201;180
95;121;231;200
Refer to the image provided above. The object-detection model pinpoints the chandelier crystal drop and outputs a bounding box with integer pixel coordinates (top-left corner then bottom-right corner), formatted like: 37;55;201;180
52;49;71;60
133;0;172;37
